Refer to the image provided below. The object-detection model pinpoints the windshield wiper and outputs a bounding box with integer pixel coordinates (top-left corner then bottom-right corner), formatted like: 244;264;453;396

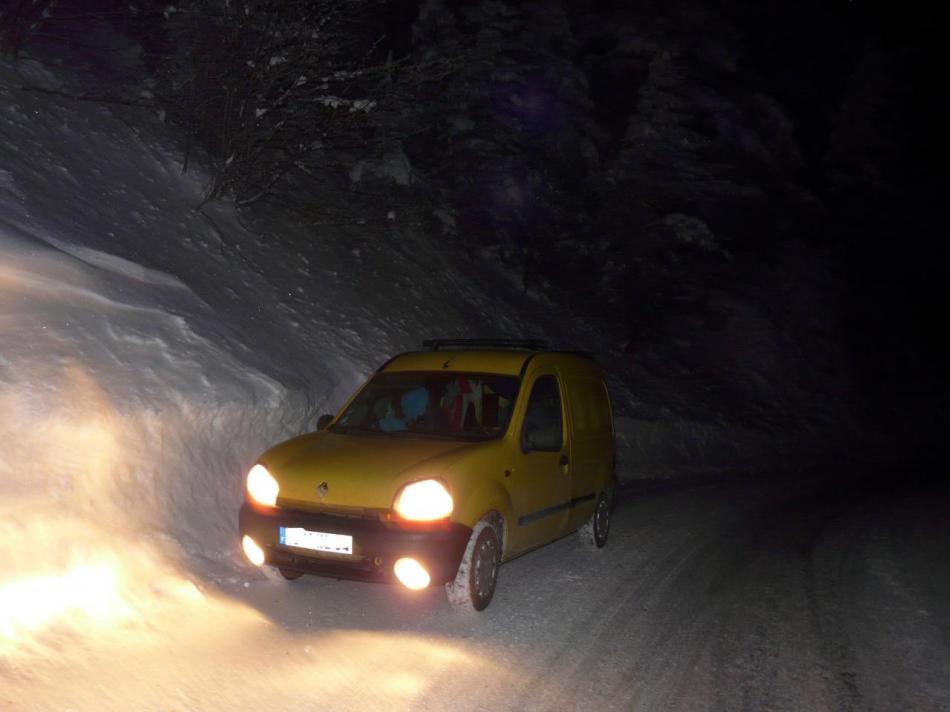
382;429;460;441
331;425;486;442
329;425;396;437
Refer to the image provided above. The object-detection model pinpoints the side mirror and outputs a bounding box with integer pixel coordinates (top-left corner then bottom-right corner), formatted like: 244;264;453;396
316;413;334;430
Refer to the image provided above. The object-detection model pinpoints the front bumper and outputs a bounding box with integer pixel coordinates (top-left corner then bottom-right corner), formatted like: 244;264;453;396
239;502;471;585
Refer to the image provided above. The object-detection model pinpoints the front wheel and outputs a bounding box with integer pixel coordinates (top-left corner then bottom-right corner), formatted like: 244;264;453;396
579;492;611;549
446;520;500;611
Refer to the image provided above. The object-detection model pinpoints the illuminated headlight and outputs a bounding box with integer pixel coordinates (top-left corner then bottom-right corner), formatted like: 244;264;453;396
247;464;279;507
242;535;265;567
393;479;453;521
394;558;430;590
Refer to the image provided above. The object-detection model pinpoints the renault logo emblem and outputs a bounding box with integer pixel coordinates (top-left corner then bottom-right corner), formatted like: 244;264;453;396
317;481;329;498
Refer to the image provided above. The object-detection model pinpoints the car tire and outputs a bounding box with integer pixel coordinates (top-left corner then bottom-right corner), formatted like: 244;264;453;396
579;492;611;549
446;520;500;611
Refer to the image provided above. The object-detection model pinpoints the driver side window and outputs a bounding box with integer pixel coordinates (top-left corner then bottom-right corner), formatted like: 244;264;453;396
521;375;563;452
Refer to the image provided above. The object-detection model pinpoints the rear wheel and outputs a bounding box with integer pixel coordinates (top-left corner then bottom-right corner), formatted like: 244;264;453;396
446;520;500;611
579;492;611;549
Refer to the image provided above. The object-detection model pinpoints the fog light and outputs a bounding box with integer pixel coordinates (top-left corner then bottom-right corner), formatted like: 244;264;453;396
393;557;430;590
242;535;265;567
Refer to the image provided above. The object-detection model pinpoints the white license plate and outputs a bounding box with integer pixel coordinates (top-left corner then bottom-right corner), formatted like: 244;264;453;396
279;527;353;555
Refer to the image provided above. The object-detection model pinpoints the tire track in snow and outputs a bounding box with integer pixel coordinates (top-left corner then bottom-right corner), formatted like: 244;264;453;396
509;483;738;710
501;474;948;711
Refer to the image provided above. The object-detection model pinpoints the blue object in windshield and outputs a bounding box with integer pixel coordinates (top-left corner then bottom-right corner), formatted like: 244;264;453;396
379;386;428;432
402;386;428;420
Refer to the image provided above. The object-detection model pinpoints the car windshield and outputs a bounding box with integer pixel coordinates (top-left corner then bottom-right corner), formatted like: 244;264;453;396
330;371;520;441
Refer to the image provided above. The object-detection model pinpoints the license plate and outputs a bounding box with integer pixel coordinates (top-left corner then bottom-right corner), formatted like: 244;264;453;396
279;527;353;555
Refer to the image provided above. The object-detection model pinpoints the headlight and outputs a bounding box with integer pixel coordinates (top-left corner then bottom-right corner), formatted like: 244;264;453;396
394;558;430;589
393;479;453;521
247;464;279;507
242;535;265;566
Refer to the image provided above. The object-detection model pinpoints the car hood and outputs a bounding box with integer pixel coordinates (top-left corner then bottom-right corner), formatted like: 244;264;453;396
260;431;475;511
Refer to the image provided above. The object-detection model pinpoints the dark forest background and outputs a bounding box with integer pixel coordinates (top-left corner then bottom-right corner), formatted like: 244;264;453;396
2;0;946;442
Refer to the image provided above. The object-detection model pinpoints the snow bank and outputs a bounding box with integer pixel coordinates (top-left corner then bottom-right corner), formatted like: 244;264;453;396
1;61;315;552
615;416;781;478
0;60;338;661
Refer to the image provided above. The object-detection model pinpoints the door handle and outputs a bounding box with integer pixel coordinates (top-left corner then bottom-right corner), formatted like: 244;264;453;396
559;455;569;467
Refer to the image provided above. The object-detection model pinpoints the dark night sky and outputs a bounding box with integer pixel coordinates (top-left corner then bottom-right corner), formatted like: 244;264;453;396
722;0;947;379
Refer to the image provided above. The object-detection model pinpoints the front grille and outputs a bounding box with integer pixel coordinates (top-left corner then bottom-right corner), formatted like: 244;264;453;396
276;499;384;520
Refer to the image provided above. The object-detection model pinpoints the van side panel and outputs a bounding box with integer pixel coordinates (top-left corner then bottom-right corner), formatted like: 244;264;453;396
564;376;615;529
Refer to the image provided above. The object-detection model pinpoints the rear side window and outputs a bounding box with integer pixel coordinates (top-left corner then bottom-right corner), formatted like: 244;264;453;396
521;376;563;451
569;378;611;433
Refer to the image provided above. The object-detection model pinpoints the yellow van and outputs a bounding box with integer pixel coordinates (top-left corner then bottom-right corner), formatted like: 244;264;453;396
239;339;615;611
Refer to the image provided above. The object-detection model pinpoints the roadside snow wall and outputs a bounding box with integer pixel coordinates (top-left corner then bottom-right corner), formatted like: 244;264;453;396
615;416;786;478
0;59;332;591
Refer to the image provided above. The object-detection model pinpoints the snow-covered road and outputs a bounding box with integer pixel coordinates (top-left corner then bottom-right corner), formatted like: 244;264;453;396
4;470;946;711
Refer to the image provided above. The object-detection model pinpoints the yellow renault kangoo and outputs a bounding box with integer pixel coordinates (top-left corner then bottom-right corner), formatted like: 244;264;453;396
239;339;615;611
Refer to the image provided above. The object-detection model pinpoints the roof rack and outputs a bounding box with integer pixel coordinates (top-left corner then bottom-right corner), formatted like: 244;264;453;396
422;338;549;351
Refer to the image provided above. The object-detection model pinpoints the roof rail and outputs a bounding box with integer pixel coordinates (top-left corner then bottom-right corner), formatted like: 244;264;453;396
422;338;549;351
